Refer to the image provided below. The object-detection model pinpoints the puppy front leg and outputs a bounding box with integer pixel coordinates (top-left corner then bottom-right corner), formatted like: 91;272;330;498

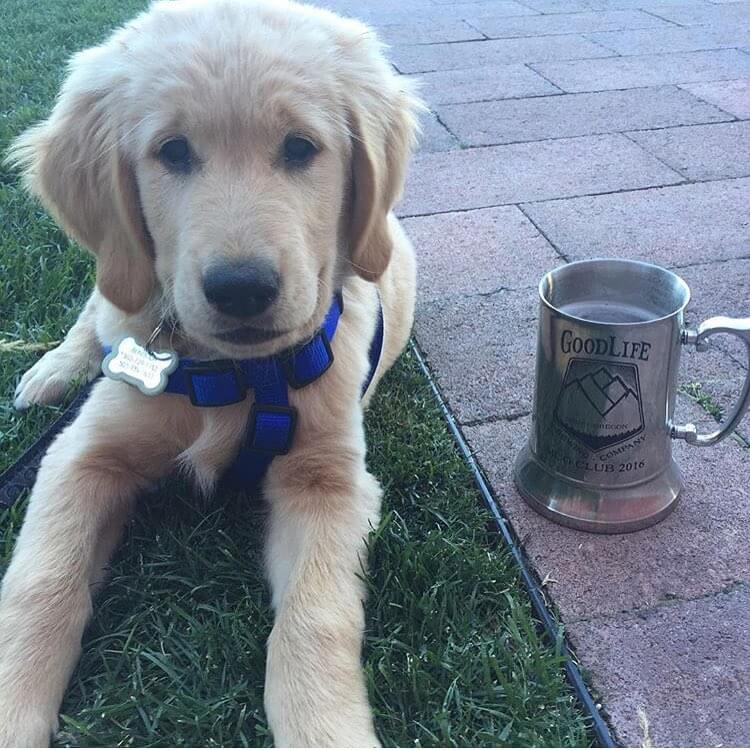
0;381;183;746
263;431;382;748
14;288;102;410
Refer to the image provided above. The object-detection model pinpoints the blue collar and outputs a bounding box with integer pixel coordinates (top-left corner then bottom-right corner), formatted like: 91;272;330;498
103;292;384;488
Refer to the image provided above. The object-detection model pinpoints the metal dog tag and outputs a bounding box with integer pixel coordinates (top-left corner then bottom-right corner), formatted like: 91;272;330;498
102;337;179;396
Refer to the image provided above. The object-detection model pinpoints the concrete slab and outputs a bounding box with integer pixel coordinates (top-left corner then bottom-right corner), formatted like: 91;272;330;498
436;86;731;147
401;205;560;303
628;121;750;180
641;0;750;26
569;585;750;747
415;63;562;105
587;24;750;55
469;9;672;39
531;49;750;93
680;78;750;119
415;290;538;423
388;35;613;74
520;177;750;267
417;111;460;153
399;133;683;216
462;395;750;622
377;19;484;45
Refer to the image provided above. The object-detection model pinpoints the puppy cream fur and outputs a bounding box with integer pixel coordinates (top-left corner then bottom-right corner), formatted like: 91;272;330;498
0;0;422;745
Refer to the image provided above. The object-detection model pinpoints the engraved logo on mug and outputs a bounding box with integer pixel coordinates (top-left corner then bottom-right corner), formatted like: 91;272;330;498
554;358;644;451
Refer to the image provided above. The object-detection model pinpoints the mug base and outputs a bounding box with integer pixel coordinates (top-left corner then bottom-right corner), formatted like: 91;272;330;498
513;444;682;534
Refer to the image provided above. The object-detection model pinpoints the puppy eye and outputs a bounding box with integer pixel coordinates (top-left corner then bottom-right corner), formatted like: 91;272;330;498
283;136;317;166
158;137;192;172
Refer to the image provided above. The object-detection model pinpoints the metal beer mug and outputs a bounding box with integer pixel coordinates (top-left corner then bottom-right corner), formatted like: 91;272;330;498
514;259;750;533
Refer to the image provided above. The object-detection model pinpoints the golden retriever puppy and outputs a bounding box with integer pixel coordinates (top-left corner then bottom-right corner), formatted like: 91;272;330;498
1;0;421;745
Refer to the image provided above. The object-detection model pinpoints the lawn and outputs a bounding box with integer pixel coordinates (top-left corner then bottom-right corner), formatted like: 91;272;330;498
0;0;594;745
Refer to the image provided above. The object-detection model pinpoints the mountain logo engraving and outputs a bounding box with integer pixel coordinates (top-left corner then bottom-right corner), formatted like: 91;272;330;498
554;359;644;451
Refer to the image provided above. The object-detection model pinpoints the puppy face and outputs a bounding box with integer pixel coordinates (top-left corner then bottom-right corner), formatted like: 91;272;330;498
9;0;421;358
131;14;350;357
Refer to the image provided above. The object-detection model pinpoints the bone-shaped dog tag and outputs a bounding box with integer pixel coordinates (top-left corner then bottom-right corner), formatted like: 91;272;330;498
102;337;179;396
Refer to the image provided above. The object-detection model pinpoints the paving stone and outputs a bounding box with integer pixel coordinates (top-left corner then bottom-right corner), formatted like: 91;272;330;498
503;0;599;10
313;0;434;24
518;0;713;11
436;86;731;146
682;343;749;422
531;49;750;93
569;585;750;747
415;290;538;423
469;9;672;39
356;1;538;24
521;177;750;267
417;111;460;153
678;347;750;442
415;63;562;105
680;78;750;119
377;19;484;45
402;205;560;304
587;24;750;56
429;0;532;6
680;258;750;333
389;35;613;74
641;0;750;26
679;257;750;397
628;121;750;180
463;395;750;621
427;0;537;12
399;134;683;216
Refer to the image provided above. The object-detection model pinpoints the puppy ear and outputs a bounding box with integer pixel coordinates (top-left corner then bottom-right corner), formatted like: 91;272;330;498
345;36;423;282
6;45;155;314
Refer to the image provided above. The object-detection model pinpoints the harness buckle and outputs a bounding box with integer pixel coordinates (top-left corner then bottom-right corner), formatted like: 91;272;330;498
283;329;334;389
247;404;297;455
183;360;247;407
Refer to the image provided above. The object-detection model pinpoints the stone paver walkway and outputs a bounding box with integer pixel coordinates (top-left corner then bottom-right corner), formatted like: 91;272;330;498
327;0;750;745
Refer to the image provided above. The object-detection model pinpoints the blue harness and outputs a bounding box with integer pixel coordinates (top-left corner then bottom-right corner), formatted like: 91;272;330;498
106;293;383;488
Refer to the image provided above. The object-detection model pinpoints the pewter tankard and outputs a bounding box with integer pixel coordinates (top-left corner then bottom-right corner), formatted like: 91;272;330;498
514;259;750;533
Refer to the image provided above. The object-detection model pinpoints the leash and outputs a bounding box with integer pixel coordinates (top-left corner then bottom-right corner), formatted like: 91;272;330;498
0;293;384;505
0;384;96;508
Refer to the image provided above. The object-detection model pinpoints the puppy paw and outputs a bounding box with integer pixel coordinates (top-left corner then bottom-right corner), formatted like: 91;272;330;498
14;346;99;410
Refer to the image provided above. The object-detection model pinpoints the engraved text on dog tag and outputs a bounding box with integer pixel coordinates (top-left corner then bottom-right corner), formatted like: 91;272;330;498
102;337;178;396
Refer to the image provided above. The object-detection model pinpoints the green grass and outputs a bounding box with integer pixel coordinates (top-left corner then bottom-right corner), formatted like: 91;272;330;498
679;382;724;422
1;0;594;745
679;382;749;450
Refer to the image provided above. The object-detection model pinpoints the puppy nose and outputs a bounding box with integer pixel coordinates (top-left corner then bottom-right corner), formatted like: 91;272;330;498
203;260;280;318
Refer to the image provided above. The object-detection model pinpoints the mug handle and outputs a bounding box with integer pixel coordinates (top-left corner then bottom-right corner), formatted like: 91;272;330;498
672;316;750;447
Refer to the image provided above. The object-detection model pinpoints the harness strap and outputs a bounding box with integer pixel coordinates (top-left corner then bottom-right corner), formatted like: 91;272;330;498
101;291;384;490
363;302;384;397
164;294;343;408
